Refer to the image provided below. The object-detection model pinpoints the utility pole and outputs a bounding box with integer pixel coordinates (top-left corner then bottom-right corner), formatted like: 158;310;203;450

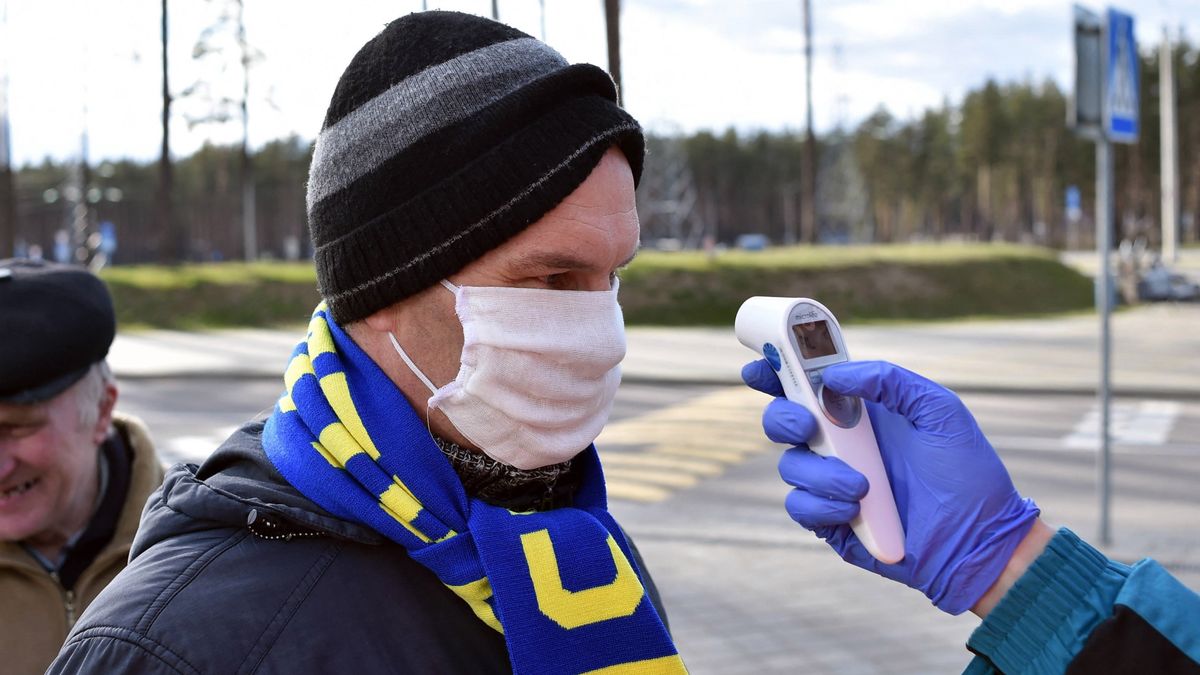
491;0;498;20
158;0;178;262
604;0;622;106
539;0;546;41
1159;26;1179;264
1095;128;1114;546
801;0;817;244
237;0;256;261
781;184;798;245
74;60;93;265
0;0;15;258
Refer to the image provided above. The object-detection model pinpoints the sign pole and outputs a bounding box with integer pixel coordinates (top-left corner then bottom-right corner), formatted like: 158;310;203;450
1096;136;1113;547
1075;5;1137;547
1089;6;1136;547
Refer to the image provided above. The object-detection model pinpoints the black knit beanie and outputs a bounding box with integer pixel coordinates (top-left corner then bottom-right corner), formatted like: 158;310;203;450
307;10;645;324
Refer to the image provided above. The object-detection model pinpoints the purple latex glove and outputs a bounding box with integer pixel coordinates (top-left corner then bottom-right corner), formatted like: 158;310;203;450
742;359;1040;615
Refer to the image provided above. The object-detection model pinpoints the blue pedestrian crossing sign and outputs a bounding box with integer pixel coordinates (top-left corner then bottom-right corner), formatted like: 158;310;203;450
1103;8;1138;144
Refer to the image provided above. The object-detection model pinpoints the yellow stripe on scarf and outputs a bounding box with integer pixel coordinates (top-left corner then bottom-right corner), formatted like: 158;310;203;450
445;578;503;633
318;372;381;460
284;350;314;395
379;481;457;544
279;393;297;413
580;655;689;674
306;310;335;355
310;441;340;468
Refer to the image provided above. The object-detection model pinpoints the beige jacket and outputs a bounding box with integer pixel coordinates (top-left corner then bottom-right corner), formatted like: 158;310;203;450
0;413;165;675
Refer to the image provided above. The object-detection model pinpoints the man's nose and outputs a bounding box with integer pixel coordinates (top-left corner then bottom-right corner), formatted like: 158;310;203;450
582;273;617;293
0;454;15;482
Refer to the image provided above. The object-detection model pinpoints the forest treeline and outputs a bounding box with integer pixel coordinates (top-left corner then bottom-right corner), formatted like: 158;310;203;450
7;39;1197;264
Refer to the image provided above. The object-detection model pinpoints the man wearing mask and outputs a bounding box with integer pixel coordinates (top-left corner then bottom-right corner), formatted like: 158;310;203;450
50;11;681;674
0;260;164;674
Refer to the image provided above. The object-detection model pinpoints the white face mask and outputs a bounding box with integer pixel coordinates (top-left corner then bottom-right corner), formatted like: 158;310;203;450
389;279;626;470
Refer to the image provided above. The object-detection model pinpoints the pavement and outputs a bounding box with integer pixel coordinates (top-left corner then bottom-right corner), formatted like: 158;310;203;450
109;302;1200;398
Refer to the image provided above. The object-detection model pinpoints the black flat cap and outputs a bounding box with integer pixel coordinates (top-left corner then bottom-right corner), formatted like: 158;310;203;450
0;259;116;404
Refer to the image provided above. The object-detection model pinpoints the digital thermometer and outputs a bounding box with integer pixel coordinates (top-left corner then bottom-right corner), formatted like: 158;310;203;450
736;297;905;564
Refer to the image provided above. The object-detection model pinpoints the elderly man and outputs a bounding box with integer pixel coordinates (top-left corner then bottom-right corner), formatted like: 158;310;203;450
50;11;681;675
0;259;164;674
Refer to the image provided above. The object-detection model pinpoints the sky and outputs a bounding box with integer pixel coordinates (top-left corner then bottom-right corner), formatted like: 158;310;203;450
1;0;1197;166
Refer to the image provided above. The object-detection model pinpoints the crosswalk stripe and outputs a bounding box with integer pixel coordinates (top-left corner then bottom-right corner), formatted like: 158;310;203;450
602;468;701;488
654;446;750;463
1062;400;1182;449
599;453;725;476
597;386;771;502
605;481;673;503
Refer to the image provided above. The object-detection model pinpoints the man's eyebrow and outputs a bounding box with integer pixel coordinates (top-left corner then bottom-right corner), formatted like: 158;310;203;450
513;249;638;271
0;410;44;427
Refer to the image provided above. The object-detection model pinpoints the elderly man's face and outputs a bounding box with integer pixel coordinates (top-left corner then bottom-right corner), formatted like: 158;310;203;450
363;147;640;450
0;377;113;555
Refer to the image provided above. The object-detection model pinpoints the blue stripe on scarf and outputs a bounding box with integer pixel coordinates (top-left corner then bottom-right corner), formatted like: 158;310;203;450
263;308;684;674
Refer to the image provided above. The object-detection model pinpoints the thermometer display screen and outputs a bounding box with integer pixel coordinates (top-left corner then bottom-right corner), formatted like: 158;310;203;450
792;320;838;358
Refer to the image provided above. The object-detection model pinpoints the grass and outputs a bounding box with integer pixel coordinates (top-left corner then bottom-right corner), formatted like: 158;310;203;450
101;262;318;289
101;262;321;330
628;242;1047;271
618;243;1094;326
100;243;1095;330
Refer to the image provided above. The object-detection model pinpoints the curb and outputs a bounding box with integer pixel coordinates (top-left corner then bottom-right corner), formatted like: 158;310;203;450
616;375;1200;401
115;370;283;382
113;369;1200;401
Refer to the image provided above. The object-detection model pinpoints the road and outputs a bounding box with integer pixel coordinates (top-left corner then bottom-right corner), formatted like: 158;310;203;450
118;376;1200;674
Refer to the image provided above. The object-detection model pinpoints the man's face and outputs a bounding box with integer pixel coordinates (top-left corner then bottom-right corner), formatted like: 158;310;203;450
0;378;111;552
364;147;640;450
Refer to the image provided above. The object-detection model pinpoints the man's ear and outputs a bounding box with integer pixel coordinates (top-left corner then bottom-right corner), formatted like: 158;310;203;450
362;303;399;334
91;383;118;447
361;284;444;335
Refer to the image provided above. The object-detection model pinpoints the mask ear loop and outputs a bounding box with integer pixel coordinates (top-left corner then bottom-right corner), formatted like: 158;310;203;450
389;280;462;445
388;332;438;394
387;332;441;440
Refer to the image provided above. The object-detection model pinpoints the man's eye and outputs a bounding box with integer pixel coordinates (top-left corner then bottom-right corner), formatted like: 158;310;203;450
542;273;568;287
0;424;40;440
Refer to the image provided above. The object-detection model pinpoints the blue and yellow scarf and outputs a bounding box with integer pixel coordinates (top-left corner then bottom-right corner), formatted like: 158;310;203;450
262;305;685;674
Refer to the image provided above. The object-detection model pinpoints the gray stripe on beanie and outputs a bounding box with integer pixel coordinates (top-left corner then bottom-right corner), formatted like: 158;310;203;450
322;121;640;303
307;37;568;213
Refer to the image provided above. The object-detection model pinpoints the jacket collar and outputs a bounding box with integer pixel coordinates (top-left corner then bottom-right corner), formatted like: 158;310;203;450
130;420;386;562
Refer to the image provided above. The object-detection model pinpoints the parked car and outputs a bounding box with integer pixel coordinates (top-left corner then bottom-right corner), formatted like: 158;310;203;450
735;234;769;251
1138;263;1200;301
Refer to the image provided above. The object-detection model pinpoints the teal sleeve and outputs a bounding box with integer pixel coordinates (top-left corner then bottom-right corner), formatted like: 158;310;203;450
1112;558;1200;663
961;528;1131;674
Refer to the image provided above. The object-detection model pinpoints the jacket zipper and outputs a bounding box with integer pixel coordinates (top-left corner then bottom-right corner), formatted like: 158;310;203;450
246;508;323;541
50;571;78;629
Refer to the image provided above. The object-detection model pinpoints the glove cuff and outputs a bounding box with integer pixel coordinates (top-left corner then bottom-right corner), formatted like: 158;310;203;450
930;497;1041;615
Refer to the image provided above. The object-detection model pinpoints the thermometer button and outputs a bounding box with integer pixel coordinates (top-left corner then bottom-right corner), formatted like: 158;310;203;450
818;384;862;428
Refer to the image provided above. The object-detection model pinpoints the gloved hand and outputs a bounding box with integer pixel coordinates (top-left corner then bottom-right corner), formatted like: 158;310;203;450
742;359;1040;615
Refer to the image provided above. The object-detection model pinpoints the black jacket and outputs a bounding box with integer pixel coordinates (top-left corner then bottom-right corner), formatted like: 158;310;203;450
48;422;666;674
